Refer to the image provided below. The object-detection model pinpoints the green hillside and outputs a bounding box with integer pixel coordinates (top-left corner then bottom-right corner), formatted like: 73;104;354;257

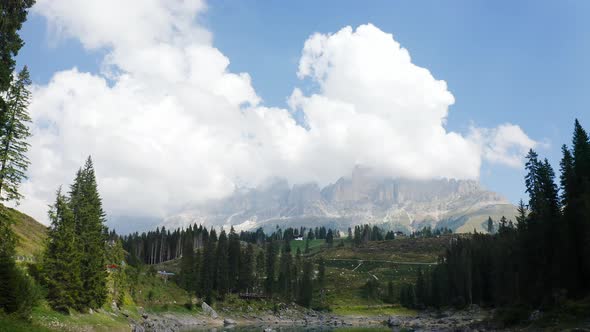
1;204;47;258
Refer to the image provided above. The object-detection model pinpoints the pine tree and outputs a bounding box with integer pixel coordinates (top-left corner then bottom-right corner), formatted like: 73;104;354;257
277;241;293;299
238;243;254;292
571;120;590;290
0;4;34;313
228;227;241;291
179;233;196;292
43;189;83;312
70;157;108;310
265;241;277;295
0;67;31;202
325;229;334;246
215;230;229;299
193;249;202;295
255;249;265;292
200;235;216;303
486;217;494;234
293;248;302;300
298;260;313;307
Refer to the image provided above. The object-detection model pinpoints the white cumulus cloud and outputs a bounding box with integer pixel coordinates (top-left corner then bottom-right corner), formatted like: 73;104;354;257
469;124;537;168
18;1;536;227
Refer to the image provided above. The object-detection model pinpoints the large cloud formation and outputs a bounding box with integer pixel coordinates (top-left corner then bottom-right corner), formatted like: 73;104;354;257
20;0;536;225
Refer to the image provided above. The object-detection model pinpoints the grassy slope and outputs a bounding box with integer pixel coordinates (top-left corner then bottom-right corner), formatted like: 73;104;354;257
27;265;194;331
149;237;441;316
0;205;194;331
289;238;325;255
318;236;449;262
312;238;444;315
0;316;52;332
1;204;48;258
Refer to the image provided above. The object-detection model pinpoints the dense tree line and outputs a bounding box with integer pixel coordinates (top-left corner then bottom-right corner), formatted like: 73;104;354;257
405;119;590;310
0;0;38;320
351;224;451;246
176;229;317;306
121;225;339;265
411;226;453;238
123;224;333;307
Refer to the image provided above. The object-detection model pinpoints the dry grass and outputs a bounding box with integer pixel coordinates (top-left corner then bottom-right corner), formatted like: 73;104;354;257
2;204;48;258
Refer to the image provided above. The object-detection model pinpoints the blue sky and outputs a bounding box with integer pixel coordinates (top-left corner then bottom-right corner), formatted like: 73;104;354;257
13;1;590;224
201;1;590;202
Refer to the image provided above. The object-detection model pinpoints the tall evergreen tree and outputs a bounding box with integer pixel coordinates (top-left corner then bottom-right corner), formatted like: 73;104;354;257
277;241;293;299
265;241;277;295
228;227;241;291
179;233;196;292
298;260;313;307
43;189;83;312
0;2;35;314
238;243;254;292
215;230;229;299
255;249;265;292
486;217;494;234
571;120;590;290
325;229;334;246
70;157;108;310
200;235;216;303
0;67;31;202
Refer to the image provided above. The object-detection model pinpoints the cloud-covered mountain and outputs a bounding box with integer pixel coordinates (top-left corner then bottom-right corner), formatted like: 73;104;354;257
20;0;534;227
161;167;517;234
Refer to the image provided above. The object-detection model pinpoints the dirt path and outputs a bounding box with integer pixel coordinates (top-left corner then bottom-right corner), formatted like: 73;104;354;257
326;258;437;265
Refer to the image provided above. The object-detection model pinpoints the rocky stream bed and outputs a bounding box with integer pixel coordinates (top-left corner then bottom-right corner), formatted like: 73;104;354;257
128;302;510;332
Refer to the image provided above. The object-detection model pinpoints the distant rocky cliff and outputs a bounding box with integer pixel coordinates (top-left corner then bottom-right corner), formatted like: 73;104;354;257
162;168;517;233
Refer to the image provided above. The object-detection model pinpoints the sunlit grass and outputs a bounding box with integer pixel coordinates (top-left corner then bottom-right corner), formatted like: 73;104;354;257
31;301;132;331
288;238;326;255
0;315;52;332
331;304;415;316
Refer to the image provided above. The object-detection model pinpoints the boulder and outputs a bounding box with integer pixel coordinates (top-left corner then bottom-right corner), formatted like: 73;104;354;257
201;302;219;319
387;316;402;327
224;318;237;326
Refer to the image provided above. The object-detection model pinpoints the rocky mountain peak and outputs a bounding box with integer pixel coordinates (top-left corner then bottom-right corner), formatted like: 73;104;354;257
161;169;516;234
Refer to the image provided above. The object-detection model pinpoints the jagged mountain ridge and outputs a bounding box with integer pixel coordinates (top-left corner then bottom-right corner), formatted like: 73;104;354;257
162;168;517;233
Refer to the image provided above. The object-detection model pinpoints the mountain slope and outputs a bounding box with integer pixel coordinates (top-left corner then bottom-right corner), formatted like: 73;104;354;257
1;204;47;257
162;168;518;233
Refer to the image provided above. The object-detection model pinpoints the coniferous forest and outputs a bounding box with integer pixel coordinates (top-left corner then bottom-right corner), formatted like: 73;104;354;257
121;225;340;306
402;120;590;313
